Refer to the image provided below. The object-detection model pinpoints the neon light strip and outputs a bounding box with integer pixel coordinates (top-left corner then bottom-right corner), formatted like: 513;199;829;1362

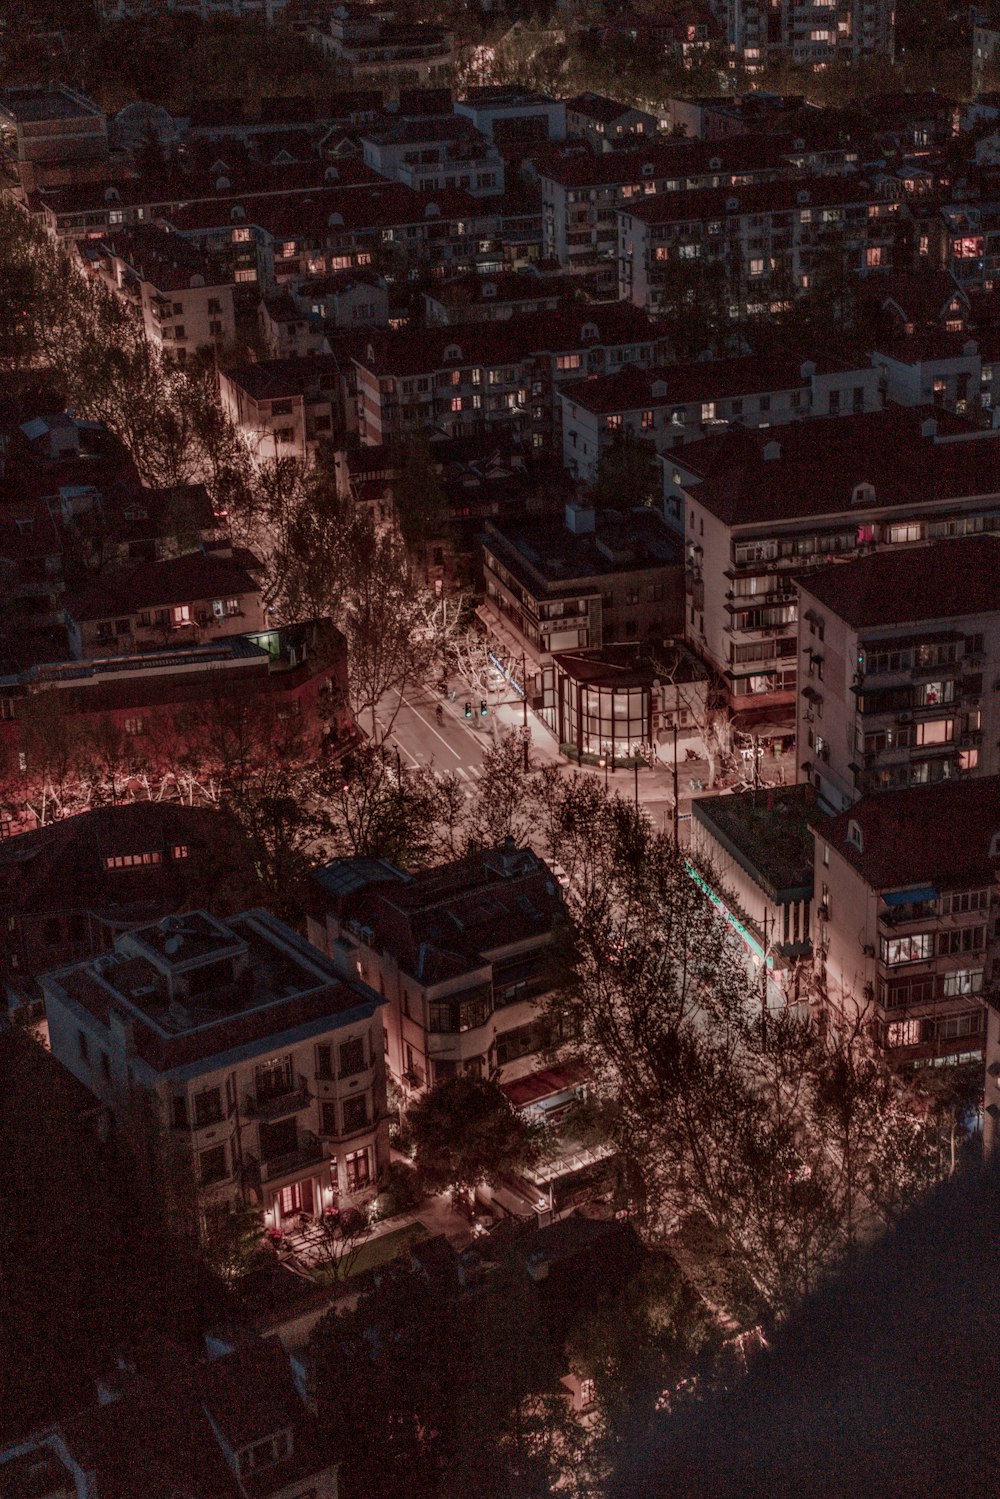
488;650;526;697
684;859;774;968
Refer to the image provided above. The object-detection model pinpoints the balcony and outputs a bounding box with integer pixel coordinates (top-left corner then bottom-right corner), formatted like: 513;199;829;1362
244;1075;311;1120
261;1131;325;1183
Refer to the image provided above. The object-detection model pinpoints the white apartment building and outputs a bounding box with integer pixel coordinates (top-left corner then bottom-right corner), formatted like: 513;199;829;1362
560;353;880;484
794;538;1000;811
41;909;390;1236
96;226;236;364
667;408;1000;722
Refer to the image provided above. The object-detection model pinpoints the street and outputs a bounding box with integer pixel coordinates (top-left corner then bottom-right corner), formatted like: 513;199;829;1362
379;677;797;840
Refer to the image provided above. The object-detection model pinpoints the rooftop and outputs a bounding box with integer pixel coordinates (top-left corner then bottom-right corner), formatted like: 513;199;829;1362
0;85;100;123
694;786;820;901
799;537;1000;629
560;352;845;414
484;508;682;592
674;407;1000;527
52;909;383;1074
622;172;877;225
553;641;706;689
64;550;260;621
823;777;1000;892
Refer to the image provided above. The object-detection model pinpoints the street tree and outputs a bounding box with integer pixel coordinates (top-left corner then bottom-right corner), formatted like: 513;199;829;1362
408;1075;545;1195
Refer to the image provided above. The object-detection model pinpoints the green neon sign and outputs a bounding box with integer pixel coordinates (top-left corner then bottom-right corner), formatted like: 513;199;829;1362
684;859;774;968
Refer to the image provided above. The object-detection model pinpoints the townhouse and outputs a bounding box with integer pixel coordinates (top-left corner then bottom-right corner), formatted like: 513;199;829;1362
560;353;880;483
794;538;1000;810
94;226;236;363
619;175;899;315
41;908;390;1232
307;843;566;1092
62;548;265;657
813;777;1000;1067
667;408;1000;722
354;303;664;449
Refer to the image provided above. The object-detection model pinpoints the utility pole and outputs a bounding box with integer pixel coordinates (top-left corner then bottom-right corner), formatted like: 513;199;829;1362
672;721;679;850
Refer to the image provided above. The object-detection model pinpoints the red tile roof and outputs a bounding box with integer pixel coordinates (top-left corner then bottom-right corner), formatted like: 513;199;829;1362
560;352;847;413
825;777;1000;892
64;551;259;621
799;537;1000;628
676;408;1000;526
356;302;660;377
536;131;804;189
622;172;879;224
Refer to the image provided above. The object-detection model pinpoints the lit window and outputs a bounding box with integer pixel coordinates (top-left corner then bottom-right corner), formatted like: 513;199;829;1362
235;268;257;283
173;844;189;860
866;246;882;268
123;717;144;736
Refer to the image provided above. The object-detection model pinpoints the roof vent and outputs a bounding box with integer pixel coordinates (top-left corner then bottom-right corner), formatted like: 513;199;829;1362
324;164;340;181
726;196;739;211
847;818;863;852
230;204;246;221
424;201;440;218
443;343;463;362
328;211;344;227
104;186;120;202
852;481;875;505
763;439;781;462
709;156;721;170
921;416;938;439
796;188;810;204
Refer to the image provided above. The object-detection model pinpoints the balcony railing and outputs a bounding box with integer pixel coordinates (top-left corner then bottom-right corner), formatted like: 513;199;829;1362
261;1131;325;1182
244;1075;311;1120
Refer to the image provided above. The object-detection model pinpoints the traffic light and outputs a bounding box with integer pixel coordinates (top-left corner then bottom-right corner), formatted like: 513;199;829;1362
464;701;472;718
480;700;487;716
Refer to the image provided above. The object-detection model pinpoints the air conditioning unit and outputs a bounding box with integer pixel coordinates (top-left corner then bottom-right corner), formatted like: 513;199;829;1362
862;943;875;958
897;711;912;723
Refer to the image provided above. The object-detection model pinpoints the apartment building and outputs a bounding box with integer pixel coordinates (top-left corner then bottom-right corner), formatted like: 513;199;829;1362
360;117;504;196
0;85;109;193
479;502;685;701
219;344;369;458
667;408;1000;721
564;93;659;152
95;226;236;363
619;176;898;315
872;334;1000;417
354;303;664;448
311;4;455;91
794;539;1000;810
42;909;389;1232
423;269;571;326
456;86;566;145
307;844;565;1092
560;353;880;483
813;778;1000;1066
63;549;265;657
720;0;895;69
537;133;844;293
936;202;1000;294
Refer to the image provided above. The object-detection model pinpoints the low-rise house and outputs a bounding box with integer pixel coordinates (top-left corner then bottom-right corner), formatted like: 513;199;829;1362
813;777;1000;1066
545;639;709;764
423;268;573;325
42;908;390;1232
668;408;1000;723
219;345;369;458
63;548;265;657
561;354;880;483
360;116;504;196
871;333;1000;417
307;843;566;1092
794;538;1000;810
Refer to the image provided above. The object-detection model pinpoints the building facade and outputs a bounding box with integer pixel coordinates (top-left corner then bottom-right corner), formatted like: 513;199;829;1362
41;909;390;1234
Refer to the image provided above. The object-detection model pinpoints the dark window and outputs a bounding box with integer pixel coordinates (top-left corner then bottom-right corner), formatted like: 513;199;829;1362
316;1044;333;1079
194;1088;223;1126
200;1145;227;1184
78;1030;89;1061
43;916;60;945
173;1096;188;1129
343;1095;369;1133
320;1101;338;1135
260;1117;297;1161
339;1038;366;1077
255;1056;293;1099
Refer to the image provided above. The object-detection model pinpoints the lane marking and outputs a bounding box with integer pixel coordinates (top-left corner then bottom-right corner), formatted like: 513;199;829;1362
397;692;463;759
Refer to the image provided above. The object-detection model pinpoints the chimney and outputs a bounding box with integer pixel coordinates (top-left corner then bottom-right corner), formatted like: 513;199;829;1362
763;440;781;462
920;416;938;439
